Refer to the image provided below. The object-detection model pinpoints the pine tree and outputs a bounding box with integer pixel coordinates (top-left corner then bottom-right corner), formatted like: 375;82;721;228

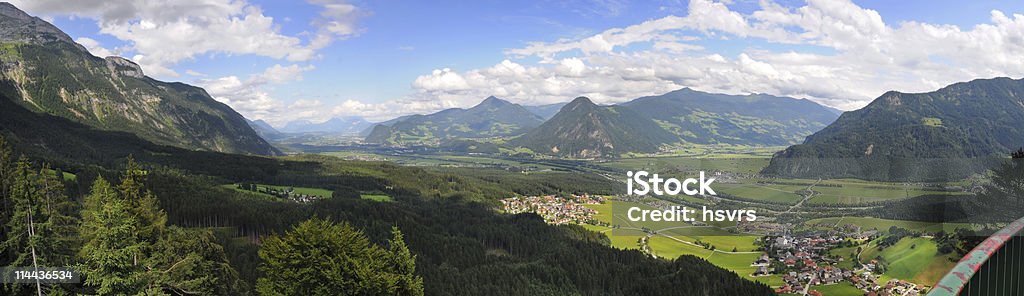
35;165;79;267
257;218;421;296
80;177;116;242
80;163;242;295
0;158;41;295
386;226;424;296
117;157;166;244
146;227;246;295
80;192;146;295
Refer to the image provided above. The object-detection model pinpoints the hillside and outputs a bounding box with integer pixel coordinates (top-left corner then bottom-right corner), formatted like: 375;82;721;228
512;97;677;158
247;119;286;141
619;88;839;146
764;77;1024;181
365;96;544;145
0;3;279;156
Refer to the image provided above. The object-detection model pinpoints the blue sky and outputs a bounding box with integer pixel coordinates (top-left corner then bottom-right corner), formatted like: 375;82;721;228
13;0;1024;126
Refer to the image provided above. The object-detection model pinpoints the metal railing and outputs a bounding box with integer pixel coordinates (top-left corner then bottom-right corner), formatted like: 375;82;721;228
928;217;1024;296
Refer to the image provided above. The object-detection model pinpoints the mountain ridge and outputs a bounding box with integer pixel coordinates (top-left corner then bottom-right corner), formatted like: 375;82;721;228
365;96;544;146
764;77;1024;181
512;97;677;158
281;116;374;135
619;87;840;146
0;3;280;155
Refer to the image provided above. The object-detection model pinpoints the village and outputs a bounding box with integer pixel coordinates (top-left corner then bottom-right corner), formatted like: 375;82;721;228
757;229;925;296
501;194;605;225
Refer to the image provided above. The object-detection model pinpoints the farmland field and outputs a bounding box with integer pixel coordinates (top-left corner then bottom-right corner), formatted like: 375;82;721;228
714;181;805;204
647;236;783;287
808;184;970;204
596;157;770;174
223;183;333;198
359;194;393;202
810;282;862;296
860;237;957;286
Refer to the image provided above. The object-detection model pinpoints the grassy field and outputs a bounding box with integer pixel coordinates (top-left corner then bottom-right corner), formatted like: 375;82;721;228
261;184;333;197
860;237;957;286
714;181;805;204
223;184;333;198
45;169;77;182
647;236;783;287
596;157;770;174
359;194;393;202
809;184;969;204
828;245;859;269
584;200;775;286
805;217;974;233
810;282;863;296
583;200;758;250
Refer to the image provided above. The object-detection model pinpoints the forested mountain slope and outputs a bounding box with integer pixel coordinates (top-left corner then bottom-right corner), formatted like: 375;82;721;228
764;77;1024;181
0;3;279;155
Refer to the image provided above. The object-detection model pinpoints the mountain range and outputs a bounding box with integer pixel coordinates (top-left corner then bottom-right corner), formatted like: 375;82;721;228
280;116;374;135
0;3;279;156
764;77;1024;181
365;96;545;145
512;97;678;158
364;89;841;157
620;88;841;146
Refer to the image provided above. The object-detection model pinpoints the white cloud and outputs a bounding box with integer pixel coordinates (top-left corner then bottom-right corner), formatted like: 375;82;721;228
309;0;365;37
422;0;1024;111
74;37;114;57
185;69;206;77
199;75;282;120
256;64;317;84
413;68;472;91
11;0;364;78
196;64;316;123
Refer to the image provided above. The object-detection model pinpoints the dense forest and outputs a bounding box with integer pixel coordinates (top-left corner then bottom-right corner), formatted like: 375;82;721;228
0;134;773;295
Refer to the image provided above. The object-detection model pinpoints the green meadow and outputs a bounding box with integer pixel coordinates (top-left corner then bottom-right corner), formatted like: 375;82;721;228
597;157;770;174
810;282;863;296
860;237;957;286
713;181;805;204
223;183;333;199
359;194;393;202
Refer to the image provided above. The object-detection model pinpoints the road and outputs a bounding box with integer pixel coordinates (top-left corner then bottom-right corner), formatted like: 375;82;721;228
784;178;821;214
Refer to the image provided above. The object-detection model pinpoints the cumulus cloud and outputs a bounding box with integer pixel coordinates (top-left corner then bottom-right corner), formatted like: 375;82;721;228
416;0;1024;111
256;64;317;84
196;64;316;123
11;0;364;78
74;37;115;57
413;68;472;91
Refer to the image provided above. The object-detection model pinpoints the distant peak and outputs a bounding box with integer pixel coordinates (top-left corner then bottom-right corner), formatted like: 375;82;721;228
564;97;597;112
569;96;596;106
475;96;512;108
